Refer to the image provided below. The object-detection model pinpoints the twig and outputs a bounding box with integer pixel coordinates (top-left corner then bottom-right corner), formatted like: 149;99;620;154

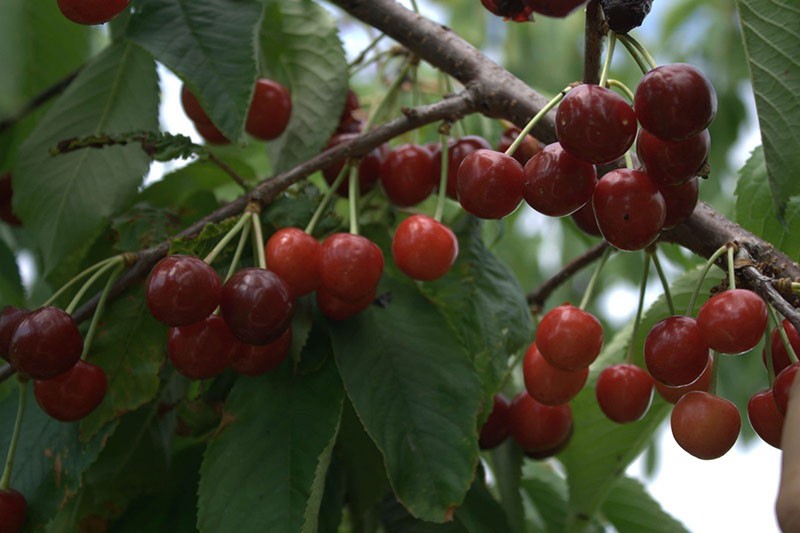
0;69;80;134
206;152;249;191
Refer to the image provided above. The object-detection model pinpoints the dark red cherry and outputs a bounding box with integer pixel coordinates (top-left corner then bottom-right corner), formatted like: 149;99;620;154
168;315;238;379
556;84;637;164
479;394;511;450
232;327;292;376
480;0;534;21
644;316;709;387
433;136;492;199
595;364;654;423
316;287;376;321
637;128;710;187
659;178;699;229
0;488;27;533
522;0;587;17
696;289;767;355
180;85;212;124
773;362;800;416
522;342;588;406
654;354;713;404
380;144;437;207
319;233;383;303
523;142;597;217
671;391;740;460
571;202;602;237
145;255;221;327
245;78;292;141
496;126;544;167
265;228;321;297
33;360;107;421
592;168;665;251
536;304;603;371
336;89;361;133
392;215;458;281
764;319;800;375
509;392;573;455
456;149;524;219
194;119;231;145
8;306;83;380
220;268;295;345
0;172;21;227
57;0;129;24
748;389;784;449
0;306;29;360
322;134;388;196
635;63;717;141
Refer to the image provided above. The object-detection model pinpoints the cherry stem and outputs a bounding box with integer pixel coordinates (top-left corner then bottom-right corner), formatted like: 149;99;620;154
765;309;778;386
617;33;657;70
251;212;267;270
348;33;386;70
504;87;570;158
649;249;675;316
708;351;719;395
624;150;633;169
305;161;351;236
579;246;612;311
225;220;251;282
42;255;119;309
443;75;468;137
625;252;651;364
348;165;360;235
726;245;736;290
685;244;729;316
65;256;125;315
616;34;650;75
771;305;800;365
606;79;635;103
205;152;249;192
363;58;413;131
81;263;124;360
598;32;616;88
203;212;251;265
433;123;451;223
412;64;421;144
0;380;28;491
409;0;420;12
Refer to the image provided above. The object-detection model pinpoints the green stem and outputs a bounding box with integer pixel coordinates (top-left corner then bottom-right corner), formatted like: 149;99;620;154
578;246;612;311
649;249;675;316
203;212;251;264
771;306;799;364
617;33;657;70
505;87;570;158
624;150;633;169
0;381;28;491
42;256;117;308
434;126;451;222
412;64;421;144
348;33;386;70
765;310;777;386
625;253;651;364
65;256;124;315
599;33;616;88
225;221;251;282
606;79;635;103
410;0;420;12
251;212;267;270
363;58;413;131
444;76;468;137
685;244;729;316
348;165;360;235
305;161;351;235
726;245;736;290
616;34;650;75
708;352;719;395
81;263;124;359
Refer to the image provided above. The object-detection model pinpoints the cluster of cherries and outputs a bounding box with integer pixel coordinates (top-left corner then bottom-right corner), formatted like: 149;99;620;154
57;0;130;25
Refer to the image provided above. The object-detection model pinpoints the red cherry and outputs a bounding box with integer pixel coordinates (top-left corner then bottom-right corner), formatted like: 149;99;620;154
392;215;458;281
232;328;292;376
670;391;740;460
644;316;709;387
322;134;388;196
570;202;602;237
748;389;784;449
522;0;587;17
595;364;654;423
634;63;717;141
319;233;383;303
168;315;238;379
763;319;800;375
696;289;767;355
245;79;292;141
654;355;713;404
592;168;665;251
522;142;597;217
145;255;221;327
336;89;361;133
8;307;83;380
535;304;603;371
0;488;27;533
380;144;437;207
316;287;376;321
522;342;588;405
478;394;511;450
496;126;543;167
0;172;21;227
33;360;108;421
480;0;534;21
220;268;295;345
773;362;800;416
0;306;29;361
57;0;129;24
265;228;321;297
509;392;573;455
636;128;710;187
180;85;212;125
659;178;699;229
555;84;637;164
433;136;492;199
194;120;231;145
456;149;524;219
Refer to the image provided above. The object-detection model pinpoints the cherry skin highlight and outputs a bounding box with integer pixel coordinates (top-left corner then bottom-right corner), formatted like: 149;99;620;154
523;142;597;217
33;360;108;422
221;268;295;345
57;0;130;25
265;228;321;297
670;391;740;460
0;488;27;533
145;255;222;327
595;364;654;423
8;306;83;380
319;233;384;303
245;78;292;141
509;392;573;456
747;389;784;449
535;304;603;371
522;342;588;406
644;316;709;387
168;315;238;379
478;394;511;450
456;149;524;219
392;215;459;281
696;289;767;355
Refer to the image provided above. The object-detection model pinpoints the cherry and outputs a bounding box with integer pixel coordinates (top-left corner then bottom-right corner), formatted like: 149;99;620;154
433;136;492;199
180;85;212;125
659;178;699;229
592;168;665;251
57;0;129;25
168;315;238;379
145;255;222;327
265;228;321;297
316;286;376;321
380;144;438;207
595;364;654;423
522;0;587;17
245;78;292;141
478;394;511;450
33;360;108;421
634;63;717;141
480;0;534;21
336;89;361;134
509;392;573;456
392;215;459;281
522;342;588;406
319;233;383;303
496;126;543;167
670;391;740;460
456;149;524;219
522;142;597;217
555;84;637;164
570;202;602;237
8;306;83;380
644;316;709;387
748;389;784;449
231;327;292;376
0;488;27;533
763;319;800;375
535;304;603;371
220;268;295;345
773;362;800;416
322;134;388;196
0;172;21;227
193;120;231;145
654;354;713;404
0;306;29;361
636;128;710;187
696;289;767;355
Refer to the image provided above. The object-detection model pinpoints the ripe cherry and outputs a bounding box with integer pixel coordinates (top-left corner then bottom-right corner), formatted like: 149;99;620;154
9;306;83;380
522;342;588;406
392;215;458;281
478;394;511;450
316;287;376;321
696;289;767;355
220;268;294;345
336;89;361;134
57;0;129;25
570;202;602;237
33;360;108;422
659;178;699;229
456;149;524;219
654;354;713;404
556;84;637;164
168;315;238;379
245;79;292;141
509;391;573;456
180;85;212;125
522;0;587;17
595;364;654;423
536;304;603;371
0;488;27;533
592;168;665;251
433;136;492;199
145;255;222;327
747;389;784;449
773;362;800;416
496;126;543;167
763;319;800;375
265;228;321;297
322;134;388;196
480;0;534;21
523;142;597;217
644;316;709;387
0;172;21;227
232;327;292;376
670;391;740;460
634;63;717;141
636;128;710;187
0;306;29;360
380;144;437;207
194;120;231;145
319;233;383;303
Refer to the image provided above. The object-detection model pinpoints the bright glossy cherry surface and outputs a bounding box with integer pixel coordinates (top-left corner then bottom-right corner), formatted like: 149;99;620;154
322;133;388;196
392;215;458;281
536;304;603;371
660;178;699;229
265;228;321;297
34;360;107;421
479;394;511;450
773;362;800;416
522;342;588;406
696;289;767;355
221;268;294;345
764;319;800;375
480;0;534;21
637;128;710;187
509;392;573;455
644;316;709;387
571;202;602;237
595;364;654;423
0;172;21;227
671;391;740;460
232;327;292;376
245;78;292;141
168;315;238;379
748;389;784;449
522;0;587;17
523;142;596;217
592;168;665;251
556;84;637;164
316;287;375;321
0;488;27;533
180;85;211;124
0;306;28;360
380;144;437;207
9;306;83;380
497;126;543;167
456;149;524;219
319;233;383;303
635;63;717;141
145;255;221;327
433;136;492;199
57;0;129;24
654;355;713;404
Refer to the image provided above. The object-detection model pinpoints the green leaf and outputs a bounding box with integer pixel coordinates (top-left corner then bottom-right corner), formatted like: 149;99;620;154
737;0;800;216
602;476;689;532
520;462;568;533
329;274;483;523
198;355;344;533
127;0;262;141
13;41;158;271
0;238;24;306
487;441;527;533
259;0;348;172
